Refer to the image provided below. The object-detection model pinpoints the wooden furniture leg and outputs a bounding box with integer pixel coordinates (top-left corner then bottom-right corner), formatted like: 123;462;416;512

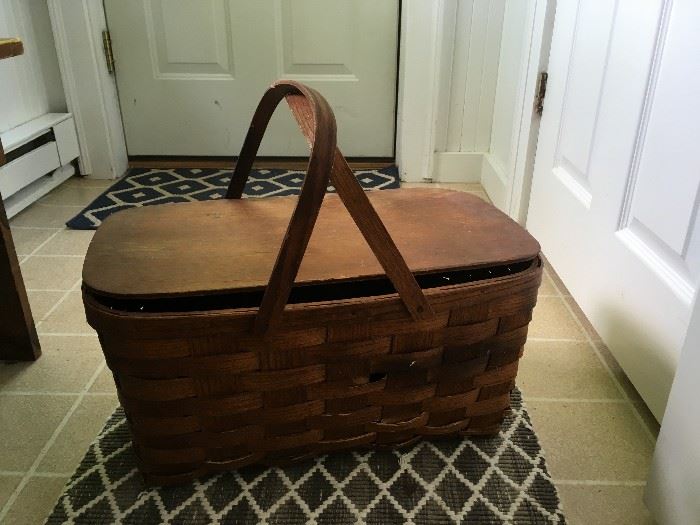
0;38;41;361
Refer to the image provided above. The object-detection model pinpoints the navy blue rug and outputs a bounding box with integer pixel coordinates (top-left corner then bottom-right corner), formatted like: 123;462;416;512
66;166;400;230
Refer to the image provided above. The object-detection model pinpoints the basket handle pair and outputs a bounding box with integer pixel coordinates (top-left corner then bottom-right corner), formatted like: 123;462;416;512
226;80;434;334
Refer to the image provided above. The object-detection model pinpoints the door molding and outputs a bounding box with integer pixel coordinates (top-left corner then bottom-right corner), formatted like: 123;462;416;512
47;0;128;180
395;0;449;182
48;0;448;181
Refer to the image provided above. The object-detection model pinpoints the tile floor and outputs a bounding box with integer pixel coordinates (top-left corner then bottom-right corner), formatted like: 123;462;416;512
0;178;658;524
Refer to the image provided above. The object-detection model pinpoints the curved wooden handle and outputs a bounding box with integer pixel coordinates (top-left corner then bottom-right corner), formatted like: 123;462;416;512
227;80;434;334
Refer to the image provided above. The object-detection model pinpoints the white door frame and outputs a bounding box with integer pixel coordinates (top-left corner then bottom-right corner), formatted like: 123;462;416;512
47;0;548;202
44;0;455;182
505;0;555;223
47;0;128;180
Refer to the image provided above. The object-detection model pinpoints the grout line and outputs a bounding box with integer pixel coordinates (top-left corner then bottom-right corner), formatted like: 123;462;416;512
549;269;657;444
560;295;657;443
24;229;63;258
35;278;83;328
27;472;73;479
552;479;647;487
525;397;627;403
17;229;63;268
0;361;106;522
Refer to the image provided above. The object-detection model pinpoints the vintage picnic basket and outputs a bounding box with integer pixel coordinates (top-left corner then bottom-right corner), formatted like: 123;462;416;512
82;80;542;485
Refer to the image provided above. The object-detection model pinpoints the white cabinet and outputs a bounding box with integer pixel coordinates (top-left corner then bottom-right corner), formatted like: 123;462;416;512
0;113;80;217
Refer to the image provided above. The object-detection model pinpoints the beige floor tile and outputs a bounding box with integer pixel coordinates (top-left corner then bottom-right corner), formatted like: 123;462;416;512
529;296;585;340
0;395;76;471
0;337;103;393
8;228;57;256
63;176;114;189
10;204;83;229
19;256;83;291
543;259;571;296
595;342;648;406
35;230;94;256
467;190;491;202
26;291;65;321
400;182;487;192
564;297;602;342
557;484;654;525
432;182;483;192
633;401;661;439
0;475;22;510
40;292;94;335
38;395;118;473
399;182;431;189
518;341;622;399
528;401;653;481
538;270;558;296
89;367;117;394
40;184;105;206
2;475;69;525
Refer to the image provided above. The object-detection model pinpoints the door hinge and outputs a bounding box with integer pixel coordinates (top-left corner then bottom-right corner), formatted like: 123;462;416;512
535;71;548;116
102;30;115;74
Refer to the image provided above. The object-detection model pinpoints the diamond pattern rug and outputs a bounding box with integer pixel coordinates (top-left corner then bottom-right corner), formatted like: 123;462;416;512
46;389;566;524
65;166;400;230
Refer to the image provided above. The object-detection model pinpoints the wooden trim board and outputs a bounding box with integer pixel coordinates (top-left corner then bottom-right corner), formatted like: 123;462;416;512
128;157;395;170
0;37;41;361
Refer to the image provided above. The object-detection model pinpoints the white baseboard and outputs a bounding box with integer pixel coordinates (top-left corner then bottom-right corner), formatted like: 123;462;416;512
481;154;509;211
432;152;483;182
4;164;75;218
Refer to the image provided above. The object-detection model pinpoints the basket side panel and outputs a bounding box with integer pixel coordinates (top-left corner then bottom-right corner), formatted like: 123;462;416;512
87;260;542;484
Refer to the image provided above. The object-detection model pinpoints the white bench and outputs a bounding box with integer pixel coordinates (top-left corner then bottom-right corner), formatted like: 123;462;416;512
0;113;80;218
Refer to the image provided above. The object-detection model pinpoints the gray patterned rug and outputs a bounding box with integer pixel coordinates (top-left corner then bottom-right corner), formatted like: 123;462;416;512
45;389;565;524
65;166;400;230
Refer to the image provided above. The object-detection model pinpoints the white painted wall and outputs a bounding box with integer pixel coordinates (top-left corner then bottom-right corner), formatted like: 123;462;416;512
434;0;505;182
441;0;505;154
0;0;66;133
433;0;537;203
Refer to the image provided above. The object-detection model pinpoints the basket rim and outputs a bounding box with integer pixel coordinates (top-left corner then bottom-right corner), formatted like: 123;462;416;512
83;256;542;338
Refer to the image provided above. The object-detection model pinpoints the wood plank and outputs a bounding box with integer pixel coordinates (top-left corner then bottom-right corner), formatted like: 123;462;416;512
83;188;540;299
0;37;42;360
0;38;23;60
127;156;394;170
0;197;41;360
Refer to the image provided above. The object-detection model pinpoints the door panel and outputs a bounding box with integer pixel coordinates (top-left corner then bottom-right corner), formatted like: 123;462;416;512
105;0;399;157
148;0;234;78
278;0;354;78
528;0;699;419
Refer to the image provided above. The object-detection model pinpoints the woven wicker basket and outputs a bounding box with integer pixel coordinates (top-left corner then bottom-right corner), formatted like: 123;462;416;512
83;81;542;485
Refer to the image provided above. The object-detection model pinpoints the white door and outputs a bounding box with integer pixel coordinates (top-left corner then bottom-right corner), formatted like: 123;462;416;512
528;0;700;419
646;291;700;523
103;0;399;157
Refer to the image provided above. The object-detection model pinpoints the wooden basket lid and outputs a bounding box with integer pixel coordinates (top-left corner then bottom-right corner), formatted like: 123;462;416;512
83;188;540;299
